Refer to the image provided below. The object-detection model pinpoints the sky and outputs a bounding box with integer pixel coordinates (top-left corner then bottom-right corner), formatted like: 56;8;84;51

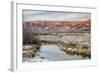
23;10;91;21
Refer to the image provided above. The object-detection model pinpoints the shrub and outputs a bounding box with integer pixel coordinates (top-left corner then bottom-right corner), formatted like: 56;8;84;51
81;45;89;49
67;43;77;48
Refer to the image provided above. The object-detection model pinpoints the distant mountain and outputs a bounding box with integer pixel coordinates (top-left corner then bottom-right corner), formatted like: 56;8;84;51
23;19;91;33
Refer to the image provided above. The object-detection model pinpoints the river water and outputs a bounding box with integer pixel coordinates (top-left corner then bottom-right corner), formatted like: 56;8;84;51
23;44;89;63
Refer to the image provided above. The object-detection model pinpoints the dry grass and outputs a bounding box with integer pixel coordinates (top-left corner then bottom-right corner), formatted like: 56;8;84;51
60;43;91;58
23;44;40;58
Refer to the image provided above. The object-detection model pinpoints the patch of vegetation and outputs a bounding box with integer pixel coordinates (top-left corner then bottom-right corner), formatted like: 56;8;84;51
59;43;91;58
23;44;41;59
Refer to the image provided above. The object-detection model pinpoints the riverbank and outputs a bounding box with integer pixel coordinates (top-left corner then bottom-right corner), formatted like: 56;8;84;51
59;43;91;58
23;44;40;59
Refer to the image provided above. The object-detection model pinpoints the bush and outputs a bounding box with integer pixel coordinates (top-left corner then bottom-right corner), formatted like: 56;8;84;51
67;43;77;48
81;45;89;49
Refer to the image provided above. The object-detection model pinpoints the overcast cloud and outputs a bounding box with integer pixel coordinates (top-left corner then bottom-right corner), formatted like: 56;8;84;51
23;10;91;21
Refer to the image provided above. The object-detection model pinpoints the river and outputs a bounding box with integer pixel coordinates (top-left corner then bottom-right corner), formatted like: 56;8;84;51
23;44;89;63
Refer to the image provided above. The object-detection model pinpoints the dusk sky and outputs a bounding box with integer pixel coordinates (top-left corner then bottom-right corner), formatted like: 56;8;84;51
23;10;91;21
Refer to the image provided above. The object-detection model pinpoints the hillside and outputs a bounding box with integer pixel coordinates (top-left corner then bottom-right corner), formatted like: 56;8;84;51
23;19;91;33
